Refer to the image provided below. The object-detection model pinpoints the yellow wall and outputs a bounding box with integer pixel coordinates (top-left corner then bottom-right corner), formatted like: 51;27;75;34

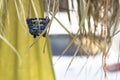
0;0;55;80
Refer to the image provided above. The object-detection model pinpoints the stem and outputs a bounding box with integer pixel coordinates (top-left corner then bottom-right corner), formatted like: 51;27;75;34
103;0;107;80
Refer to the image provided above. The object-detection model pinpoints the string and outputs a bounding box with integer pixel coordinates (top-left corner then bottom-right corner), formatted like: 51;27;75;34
27;0;31;18
43;0;51;53
45;0;50;17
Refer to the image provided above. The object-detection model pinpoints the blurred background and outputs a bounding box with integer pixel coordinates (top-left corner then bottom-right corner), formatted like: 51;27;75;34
50;12;120;80
47;0;120;80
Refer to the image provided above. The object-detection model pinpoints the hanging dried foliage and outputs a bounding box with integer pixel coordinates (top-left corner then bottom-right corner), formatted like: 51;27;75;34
63;0;120;56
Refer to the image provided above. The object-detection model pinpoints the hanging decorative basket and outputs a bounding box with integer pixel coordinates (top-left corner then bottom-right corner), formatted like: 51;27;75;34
26;17;50;38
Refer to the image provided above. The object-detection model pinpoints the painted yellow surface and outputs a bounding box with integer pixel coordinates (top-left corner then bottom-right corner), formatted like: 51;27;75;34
0;0;55;80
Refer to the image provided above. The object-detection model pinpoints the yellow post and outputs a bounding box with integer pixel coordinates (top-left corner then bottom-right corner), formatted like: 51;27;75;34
0;0;55;80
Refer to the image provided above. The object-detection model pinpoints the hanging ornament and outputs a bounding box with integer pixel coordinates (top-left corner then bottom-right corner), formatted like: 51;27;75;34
26;0;50;38
26;16;49;38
